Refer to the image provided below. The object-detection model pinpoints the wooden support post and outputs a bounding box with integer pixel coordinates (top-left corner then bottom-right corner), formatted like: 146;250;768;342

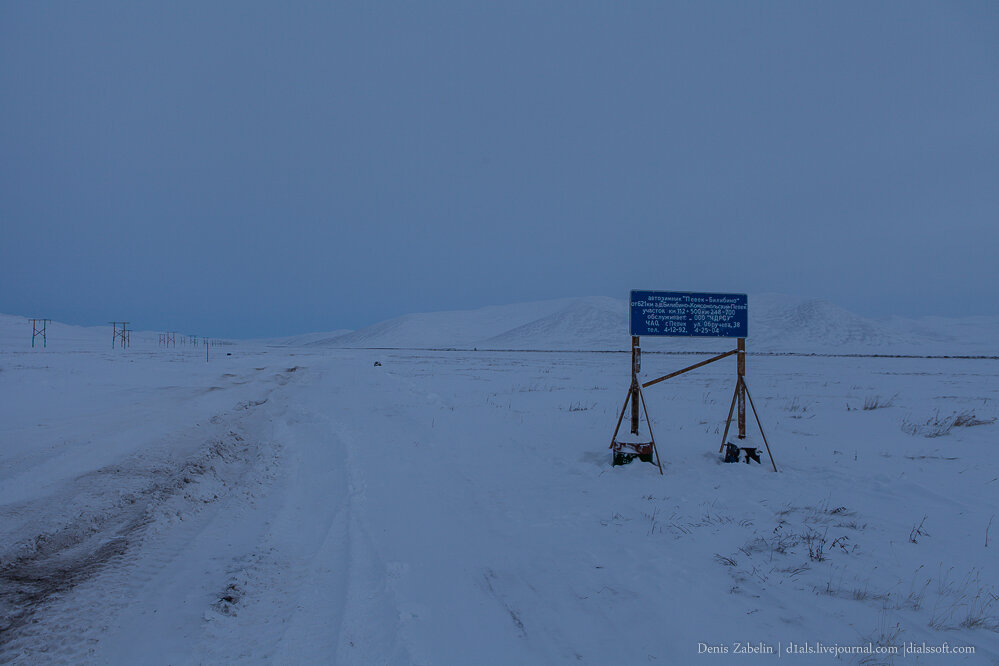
743;380;778;472
642;348;738;389
719;378;741;453
637;384;663;475
737;337;746;439
610;386;633;448
630;336;640;435
742;382;777;472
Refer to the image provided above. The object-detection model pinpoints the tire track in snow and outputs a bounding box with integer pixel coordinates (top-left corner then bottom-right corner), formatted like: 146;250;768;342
262;368;409;665
0;370;295;663
192;364;409;664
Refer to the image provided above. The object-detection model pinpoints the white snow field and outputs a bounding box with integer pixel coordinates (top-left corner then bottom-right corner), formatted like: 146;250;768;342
1;298;998;664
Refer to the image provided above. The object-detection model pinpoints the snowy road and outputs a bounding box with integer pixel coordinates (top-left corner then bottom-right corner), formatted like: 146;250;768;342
2;346;998;663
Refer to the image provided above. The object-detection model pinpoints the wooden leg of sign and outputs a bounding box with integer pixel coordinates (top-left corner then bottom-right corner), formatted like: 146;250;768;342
630;382;640;435
630;337;640;435
737;338;746;439
637;384;663;475
719;378;741;453
743;380;778;472
610;385;633;449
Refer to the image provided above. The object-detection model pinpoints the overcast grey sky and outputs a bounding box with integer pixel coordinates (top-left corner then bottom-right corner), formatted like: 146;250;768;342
2;2;997;337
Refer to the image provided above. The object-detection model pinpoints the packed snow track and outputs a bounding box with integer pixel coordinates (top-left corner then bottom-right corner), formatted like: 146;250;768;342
1;344;998;664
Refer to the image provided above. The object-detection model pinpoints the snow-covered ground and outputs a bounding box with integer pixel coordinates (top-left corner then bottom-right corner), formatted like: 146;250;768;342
1;302;998;664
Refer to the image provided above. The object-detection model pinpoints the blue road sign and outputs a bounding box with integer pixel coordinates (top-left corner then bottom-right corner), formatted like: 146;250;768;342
630;290;748;338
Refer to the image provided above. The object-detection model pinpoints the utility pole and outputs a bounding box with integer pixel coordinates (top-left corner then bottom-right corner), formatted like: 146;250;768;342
110;322;129;349
30;318;51;348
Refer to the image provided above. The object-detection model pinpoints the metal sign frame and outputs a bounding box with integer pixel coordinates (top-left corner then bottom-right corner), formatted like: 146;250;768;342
611;291;777;473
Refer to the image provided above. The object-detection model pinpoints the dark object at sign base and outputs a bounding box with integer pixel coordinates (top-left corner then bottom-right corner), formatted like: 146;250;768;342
724;442;741;463
612;441;655;467
723;442;761;465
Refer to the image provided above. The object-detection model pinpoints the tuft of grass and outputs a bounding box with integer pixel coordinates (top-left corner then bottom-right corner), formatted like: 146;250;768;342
714;553;737;567
863;394;897;410
929;567;999;631
859;606;902;665
803;528;828;562
784;397;808;413
909;516;929;544
895;567;930;611
902;410;996;437
952;411;995;427
643;506;660;536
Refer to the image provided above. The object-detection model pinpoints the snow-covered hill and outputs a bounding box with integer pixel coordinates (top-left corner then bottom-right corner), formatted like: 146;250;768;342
0;314;170;352
297;295;999;355
3;294;997;355
300;297;595;349
260;329;354;346
482;297;626;350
